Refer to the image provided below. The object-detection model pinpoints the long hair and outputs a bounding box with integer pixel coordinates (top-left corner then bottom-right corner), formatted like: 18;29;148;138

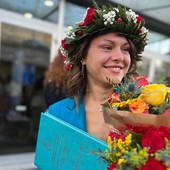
44;50;67;93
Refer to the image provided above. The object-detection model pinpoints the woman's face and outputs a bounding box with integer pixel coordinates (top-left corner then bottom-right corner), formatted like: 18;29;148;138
83;33;131;86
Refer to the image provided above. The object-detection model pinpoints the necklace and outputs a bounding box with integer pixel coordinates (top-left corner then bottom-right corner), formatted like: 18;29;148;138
99;106;103;112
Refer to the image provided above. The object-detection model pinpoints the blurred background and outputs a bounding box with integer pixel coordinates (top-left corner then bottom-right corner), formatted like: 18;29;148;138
0;0;170;169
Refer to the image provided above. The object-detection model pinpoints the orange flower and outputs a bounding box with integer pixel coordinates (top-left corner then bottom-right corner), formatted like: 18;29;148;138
129;98;149;113
108;92;121;104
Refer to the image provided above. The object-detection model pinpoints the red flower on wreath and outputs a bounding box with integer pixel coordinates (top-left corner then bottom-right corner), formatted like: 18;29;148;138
61;39;69;50
79;8;96;26
65;64;72;71
136;16;143;23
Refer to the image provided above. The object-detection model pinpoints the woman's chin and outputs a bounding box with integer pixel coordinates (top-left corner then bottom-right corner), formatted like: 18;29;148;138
108;77;123;85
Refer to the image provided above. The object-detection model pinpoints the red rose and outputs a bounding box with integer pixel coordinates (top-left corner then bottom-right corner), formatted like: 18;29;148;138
61;39;69;50
158;126;170;141
107;162;117;170
108;131;125;140
142;130;166;153
141;157;166;170
79;8;96;26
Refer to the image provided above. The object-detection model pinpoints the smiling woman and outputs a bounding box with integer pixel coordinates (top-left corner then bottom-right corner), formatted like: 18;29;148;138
40;1;149;141
35;1;150;169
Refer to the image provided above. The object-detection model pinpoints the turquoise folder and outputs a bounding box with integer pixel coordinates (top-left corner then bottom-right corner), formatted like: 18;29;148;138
34;112;107;170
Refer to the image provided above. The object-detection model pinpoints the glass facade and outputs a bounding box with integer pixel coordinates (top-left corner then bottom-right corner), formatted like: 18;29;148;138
0;23;51;154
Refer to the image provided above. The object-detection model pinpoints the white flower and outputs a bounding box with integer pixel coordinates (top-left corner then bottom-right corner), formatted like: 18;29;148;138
114;7;119;12
103;11;116;25
137;60;143;66
126;9;138;24
65;26;76;39
64;59;70;65
140;27;149;40
60;46;68;57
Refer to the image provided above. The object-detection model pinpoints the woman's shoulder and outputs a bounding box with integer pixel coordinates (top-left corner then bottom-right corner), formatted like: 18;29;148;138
48;97;76;114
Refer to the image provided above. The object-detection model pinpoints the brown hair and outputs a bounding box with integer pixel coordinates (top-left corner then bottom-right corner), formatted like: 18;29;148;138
44;50;67;93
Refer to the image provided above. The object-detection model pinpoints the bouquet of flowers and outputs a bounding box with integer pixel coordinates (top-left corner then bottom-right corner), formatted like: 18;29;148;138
100;125;170;170
102;76;170;129
95;76;170;170
104;76;170;115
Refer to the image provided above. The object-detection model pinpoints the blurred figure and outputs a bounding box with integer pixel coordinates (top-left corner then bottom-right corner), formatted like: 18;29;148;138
44;50;67;108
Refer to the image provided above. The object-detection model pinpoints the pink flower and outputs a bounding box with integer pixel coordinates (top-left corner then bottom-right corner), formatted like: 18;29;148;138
163;108;170;115
134;76;149;87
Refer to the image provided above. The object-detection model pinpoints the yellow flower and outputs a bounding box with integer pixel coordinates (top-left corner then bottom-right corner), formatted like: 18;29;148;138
140;84;168;106
125;134;132;146
111;98;137;108
107;136;113;150
118;158;126;165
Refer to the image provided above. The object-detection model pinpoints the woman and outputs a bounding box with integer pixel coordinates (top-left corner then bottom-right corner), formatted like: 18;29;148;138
44;51;67;108
48;2;149;141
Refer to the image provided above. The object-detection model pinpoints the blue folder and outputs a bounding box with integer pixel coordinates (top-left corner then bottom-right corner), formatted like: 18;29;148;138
34;112;107;170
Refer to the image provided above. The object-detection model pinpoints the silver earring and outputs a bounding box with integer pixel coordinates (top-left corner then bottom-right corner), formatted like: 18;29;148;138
81;64;85;78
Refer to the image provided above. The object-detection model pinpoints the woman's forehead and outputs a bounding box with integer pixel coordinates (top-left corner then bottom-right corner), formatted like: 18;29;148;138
91;33;129;45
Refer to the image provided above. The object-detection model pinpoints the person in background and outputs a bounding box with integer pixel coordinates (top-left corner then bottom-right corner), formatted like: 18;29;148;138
44;50;67;108
43;2;149;141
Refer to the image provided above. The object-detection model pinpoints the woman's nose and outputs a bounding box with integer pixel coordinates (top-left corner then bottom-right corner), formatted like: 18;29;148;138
111;48;124;61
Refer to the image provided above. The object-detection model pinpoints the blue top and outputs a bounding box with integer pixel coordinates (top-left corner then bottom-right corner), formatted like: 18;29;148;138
48;96;87;132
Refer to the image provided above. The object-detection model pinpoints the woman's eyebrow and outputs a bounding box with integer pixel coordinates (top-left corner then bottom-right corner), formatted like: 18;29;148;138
102;39;129;46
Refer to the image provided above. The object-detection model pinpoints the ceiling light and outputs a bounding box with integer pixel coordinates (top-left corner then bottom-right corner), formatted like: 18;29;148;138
24;13;33;19
44;0;54;7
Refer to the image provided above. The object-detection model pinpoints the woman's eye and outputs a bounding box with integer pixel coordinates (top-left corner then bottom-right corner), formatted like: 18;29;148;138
122;47;130;52
102;46;112;50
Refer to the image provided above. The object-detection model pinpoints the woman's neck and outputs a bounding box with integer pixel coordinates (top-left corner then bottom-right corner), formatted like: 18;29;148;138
84;82;113;104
